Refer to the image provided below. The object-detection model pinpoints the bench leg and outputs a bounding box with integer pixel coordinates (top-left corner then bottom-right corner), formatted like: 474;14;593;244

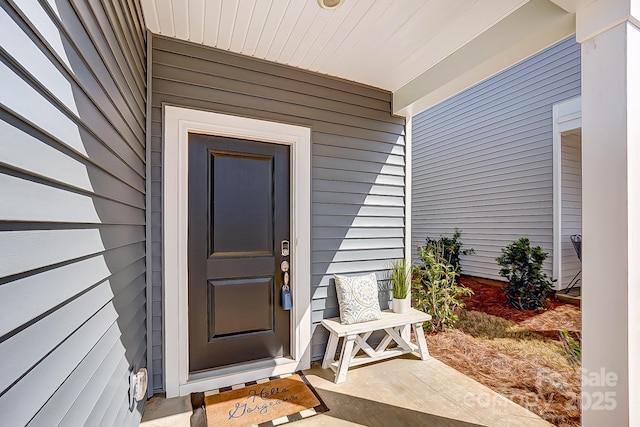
384;327;413;352
412;323;430;360
322;332;340;369
335;335;356;384
400;323;411;342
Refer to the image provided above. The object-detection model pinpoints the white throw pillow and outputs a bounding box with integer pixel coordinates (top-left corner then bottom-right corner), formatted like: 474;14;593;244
333;273;383;325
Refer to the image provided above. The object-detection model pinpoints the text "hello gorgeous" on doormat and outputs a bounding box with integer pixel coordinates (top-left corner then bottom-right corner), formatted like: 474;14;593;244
191;373;328;427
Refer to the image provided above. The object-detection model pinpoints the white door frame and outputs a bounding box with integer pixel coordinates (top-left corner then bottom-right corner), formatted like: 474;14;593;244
552;96;581;289
162;105;312;397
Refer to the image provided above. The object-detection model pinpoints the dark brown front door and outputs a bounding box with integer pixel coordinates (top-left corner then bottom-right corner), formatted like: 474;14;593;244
188;133;291;373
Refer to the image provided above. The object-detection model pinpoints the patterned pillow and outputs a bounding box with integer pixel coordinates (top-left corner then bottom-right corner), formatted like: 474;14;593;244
333;273;383;325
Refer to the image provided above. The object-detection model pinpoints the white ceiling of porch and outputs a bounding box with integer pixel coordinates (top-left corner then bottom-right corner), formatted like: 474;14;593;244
142;0;537;90
141;0;577;115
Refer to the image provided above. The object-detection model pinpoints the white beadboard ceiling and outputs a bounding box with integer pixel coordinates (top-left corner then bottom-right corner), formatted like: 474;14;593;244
141;0;577;115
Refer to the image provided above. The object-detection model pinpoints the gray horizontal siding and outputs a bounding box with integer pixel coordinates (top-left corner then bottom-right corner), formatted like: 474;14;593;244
0;1;146;426
412;36;581;281
150;35;405;390
561;133;582;287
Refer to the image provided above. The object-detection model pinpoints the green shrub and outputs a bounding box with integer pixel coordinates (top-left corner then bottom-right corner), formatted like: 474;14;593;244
496;238;553;310
423;228;474;276
412;241;473;331
389;258;409;299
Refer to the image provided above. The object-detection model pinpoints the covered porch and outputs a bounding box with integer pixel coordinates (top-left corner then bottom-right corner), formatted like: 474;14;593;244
1;0;638;426
140;357;551;427
140;1;639;425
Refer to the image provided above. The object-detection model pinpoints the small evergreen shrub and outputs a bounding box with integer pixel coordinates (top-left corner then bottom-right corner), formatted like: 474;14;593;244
496;238;553;310
423;228;474;276
412;241;473;331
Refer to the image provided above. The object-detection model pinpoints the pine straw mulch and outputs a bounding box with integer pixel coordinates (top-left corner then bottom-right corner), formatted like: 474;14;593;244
424;277;581;427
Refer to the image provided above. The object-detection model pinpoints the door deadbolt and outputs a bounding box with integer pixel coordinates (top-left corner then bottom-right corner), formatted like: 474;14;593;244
281;240;290;257
281;260;289;272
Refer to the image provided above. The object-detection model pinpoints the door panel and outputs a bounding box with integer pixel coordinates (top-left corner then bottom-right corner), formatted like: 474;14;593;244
210;153;273;256
208;277;274;337
188;133;291;373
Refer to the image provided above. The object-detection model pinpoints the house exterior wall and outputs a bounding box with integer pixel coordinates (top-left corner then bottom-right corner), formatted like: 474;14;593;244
0;1;147;426
411;36;581;282
150;35;406;392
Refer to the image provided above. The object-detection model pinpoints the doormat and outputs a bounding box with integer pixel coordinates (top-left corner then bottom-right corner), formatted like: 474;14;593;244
190;372;329;427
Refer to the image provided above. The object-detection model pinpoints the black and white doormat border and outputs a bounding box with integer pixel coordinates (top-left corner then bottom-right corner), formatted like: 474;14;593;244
190;372;329;427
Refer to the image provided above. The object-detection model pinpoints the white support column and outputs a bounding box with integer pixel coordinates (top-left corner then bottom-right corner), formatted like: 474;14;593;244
577;1;640;425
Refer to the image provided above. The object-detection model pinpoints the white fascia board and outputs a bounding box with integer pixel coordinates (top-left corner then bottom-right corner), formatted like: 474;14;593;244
550;0;580;12
550;0;598;13
393;0;575;117
576;0;640;42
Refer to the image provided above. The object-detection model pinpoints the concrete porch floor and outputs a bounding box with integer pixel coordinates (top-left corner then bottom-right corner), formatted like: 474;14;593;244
140;356;552;427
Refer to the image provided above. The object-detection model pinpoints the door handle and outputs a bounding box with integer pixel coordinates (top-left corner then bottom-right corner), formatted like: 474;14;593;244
280;259;291;310
282;261;289;289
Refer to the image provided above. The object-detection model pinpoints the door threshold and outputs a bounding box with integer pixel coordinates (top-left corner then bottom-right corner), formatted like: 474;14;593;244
179;357;300;396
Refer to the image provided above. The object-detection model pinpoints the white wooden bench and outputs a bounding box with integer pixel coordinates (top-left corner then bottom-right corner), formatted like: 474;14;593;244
321;308;432;384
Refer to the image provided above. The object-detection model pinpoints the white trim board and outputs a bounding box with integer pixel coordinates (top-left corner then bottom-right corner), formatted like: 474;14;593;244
145;31;154;398
163;105;312;397
552;96;581;289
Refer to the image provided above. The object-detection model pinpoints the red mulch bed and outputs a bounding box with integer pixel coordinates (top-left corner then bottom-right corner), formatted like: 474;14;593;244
460;276;571;322
459;276;581;341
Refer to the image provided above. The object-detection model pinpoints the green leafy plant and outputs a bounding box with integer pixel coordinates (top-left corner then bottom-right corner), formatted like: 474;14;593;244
560;329;582;365
423;228;474;276
496;238;553;310
412;241;473;331
389;258;409;299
